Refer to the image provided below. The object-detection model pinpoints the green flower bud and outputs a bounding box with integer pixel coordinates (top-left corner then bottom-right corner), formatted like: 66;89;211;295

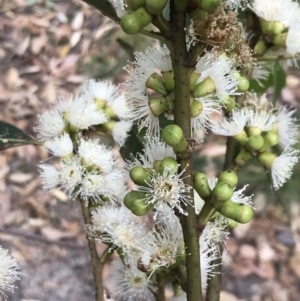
146;0;168;15
237;77;250;92
199;0;220;13
233;130;248;145
158;157;179;173
126;0;146;10
104;106;117;118
162;70;175;91
153;160;162;171
162;125;188;152
193;172;211;200
220;201;254;224
124;191;154;216
222;96;236;114
247;126;261;136
102;120;116;132
226;217;238;228
235;148;253;166
273;32;287;47
212;182;233;203
146;73;168;95
190;98;203;118
260;19;285;35
188;8;207;21
190;72;200;91
130;166;151;186
133;7;153;28
257;151;276;169
149;96;168;116
218;170;238;188
193;77;216;98
246;134;264;152
95;99;107;110
259;131;279;152
254;38;268;56
120;13;141;35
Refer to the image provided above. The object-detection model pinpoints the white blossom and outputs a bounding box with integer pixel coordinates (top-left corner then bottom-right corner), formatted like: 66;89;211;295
226;0;248;11
38;164;60;191
245;108;276;132
287;23;300;55
44;133;73;158
251;63;271;87
271;147;299;190
232;185;254;208
112;121;132;147
0;247;20;300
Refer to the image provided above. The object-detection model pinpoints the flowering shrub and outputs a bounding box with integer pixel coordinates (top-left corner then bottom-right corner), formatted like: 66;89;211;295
1;0;300;301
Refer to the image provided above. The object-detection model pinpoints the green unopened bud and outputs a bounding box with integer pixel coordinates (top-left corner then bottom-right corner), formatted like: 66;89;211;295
259;131;279;152
158;157;179;173
247;126;261;136
220;201;254;224
254;38;268;56
190;72;201;91
124;191;154;216
246;134;264;151
222;96;236;114
104;106;117;118
120;13;141;35
146;0;168;15
218;170;238;188
257;151;276;169
162;125;188;153
133;7;153;28
212;182;233;204
226;217;238;228
149;96;168;116
273;32;287;47
260;19;285;35
130;166;151;186
193;172;211;200
95;99;107;110
237;77;250;92
146;73;168;95
233;130;248;145
199;0;220;13
126;0;146;10
193;77;216;98
190;98;203;117
153;160;162;171
162;70;175;91
235;148;253;166
102;120;116;132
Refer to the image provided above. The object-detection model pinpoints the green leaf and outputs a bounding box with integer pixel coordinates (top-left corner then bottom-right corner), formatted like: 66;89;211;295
81;0;119;22
272;63;286;104
0;121;42;150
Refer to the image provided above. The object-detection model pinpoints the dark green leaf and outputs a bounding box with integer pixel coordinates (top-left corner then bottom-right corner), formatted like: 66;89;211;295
0;121;41;150
81;0;119;21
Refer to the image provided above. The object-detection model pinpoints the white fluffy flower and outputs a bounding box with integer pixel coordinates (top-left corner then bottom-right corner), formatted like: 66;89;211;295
211;109;247;136
0;247;20;300
249;0;298;27
251;63;271;87
35;107;65;140
270;148;299;190
108;257;155;301
275;106;299;147
44;133;73;158
38;164;60;191
112;121;132;147
245;108;276;132
226;0;248;11
287;23;300;55
127;137;175;170
137;169;192;215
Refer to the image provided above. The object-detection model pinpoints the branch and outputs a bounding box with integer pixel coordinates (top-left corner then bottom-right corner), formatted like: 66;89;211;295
256;54;298;62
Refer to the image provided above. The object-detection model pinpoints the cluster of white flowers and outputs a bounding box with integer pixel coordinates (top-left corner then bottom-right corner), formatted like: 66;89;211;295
0;246;20;300
212;94;299;189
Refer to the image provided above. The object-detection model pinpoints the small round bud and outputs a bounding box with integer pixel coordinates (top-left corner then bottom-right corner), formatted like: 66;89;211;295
120;13;141;35
220;201;254;224
102;120;116;132
260;19;285;35
188;8;207;21
259;131;279;152
162;70;175;91
273;33;287;47
130;166;151;186
235;148;253;166
218;170;238;188
158;157;179;173
124;191;154;216
126;0;146;10
193;172;211;200
134;7;153;28
233;130;248;145
146;73;168;95
222;96;235;114
190;72;200;92
149;96;168;117
246;134;264;152
95;99;106;110
146;0;168;15
153;160;162;171
212;182;233;202
247;126;262;136
162;125;183;147
104;106;117;118
190;98;203;118
226;217;238;229
254;39;268;56
199;0;220;13
237;77;250;92
193;77;216;98
257;151;276;169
